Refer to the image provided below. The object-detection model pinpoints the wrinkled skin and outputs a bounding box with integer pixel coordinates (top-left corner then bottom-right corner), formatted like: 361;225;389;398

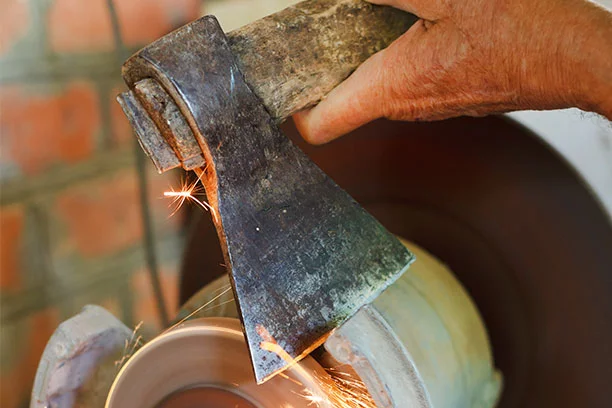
294;0;612;144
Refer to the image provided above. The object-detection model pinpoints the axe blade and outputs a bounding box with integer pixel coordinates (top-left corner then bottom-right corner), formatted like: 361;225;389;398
226;167;415;384
120;16;414;383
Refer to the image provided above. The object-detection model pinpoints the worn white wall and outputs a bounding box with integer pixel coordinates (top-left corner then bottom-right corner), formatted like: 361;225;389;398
599;0;612;9
508;110;612;219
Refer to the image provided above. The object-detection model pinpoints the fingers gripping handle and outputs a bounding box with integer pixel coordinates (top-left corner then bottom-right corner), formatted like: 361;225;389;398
227;0;417;121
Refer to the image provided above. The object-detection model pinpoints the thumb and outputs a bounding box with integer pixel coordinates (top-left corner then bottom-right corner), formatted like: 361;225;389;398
293;49;387;144
294;20;428;144
368;0;445;21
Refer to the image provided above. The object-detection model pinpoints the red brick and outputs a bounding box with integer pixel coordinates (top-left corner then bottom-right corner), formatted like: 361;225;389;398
109;85;133;147
1;308;60;408
47;0;200;53
48;0;114;52
0;0;30;55
116;0;201;46
53;167;183;259
131;266;179;331
99;296;123;319
0;205;24;291
55;171;143;257
0;83;98;176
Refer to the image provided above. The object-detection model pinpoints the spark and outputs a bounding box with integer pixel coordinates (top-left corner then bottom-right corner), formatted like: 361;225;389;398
197;298;236;314
115;321;144;370
113;284;236;373
260;341;299;368
300;368;376;408
164;174;218;223
163;286;233;334
259;333;375;408
279;372;304;387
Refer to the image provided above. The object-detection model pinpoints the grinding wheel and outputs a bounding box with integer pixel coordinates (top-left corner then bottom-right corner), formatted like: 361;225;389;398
180;116;612;407
106;318;334;407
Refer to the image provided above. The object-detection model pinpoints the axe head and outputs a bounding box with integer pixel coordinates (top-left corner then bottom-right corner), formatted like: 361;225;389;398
118;16;414;383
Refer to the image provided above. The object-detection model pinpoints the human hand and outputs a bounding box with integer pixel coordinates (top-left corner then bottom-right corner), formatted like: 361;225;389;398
294;0;612;144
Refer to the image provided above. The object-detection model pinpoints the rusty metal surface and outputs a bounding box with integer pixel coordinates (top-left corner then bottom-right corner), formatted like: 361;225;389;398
116;91;180;173
121;16;413;383
133;79;205;170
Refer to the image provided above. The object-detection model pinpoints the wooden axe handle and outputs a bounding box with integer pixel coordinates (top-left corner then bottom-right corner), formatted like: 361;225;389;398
227;0;417;121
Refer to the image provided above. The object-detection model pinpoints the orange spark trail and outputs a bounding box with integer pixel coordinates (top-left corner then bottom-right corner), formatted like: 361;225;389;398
163;175;218;223
163;286;233;334
259;337;375;408
302;368;376;408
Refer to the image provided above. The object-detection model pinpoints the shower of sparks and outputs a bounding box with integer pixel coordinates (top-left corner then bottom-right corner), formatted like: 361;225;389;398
279;372;304;387
301;368;377;408
163;174;218;223
259;337;376;408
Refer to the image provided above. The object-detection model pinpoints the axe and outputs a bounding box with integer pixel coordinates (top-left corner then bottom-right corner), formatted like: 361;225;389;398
118;0;417;384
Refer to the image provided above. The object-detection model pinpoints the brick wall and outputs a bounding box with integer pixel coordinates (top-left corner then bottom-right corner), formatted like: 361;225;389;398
0;0;303;405
0;1;202;407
